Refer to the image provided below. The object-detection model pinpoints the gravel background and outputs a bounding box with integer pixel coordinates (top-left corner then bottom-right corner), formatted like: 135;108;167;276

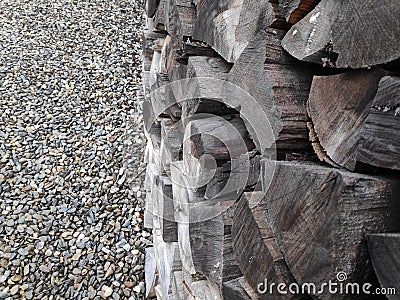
0;0;149;299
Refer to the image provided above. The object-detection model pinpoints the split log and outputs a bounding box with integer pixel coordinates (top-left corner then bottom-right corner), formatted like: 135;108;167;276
307;70;400;171
146;0;161;18
205;151;261;200
153;0;168;32
145;247;157;298
160;119;184;170
222;277;260;300
358;76;400;171
262;159;400;298
165;0;196;49
192;0;275;63
170;162;242;287
153;235;182;299
232;191;301;299
367;233;400;300
176;41;218;64
228;28;318;153
183;56;235;122
155;175;178;242
277;0;319;25
282;0;400;68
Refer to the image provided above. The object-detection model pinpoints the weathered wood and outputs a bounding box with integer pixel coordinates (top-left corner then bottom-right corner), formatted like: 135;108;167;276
153;234;181;299
358;76;400;171
155;175;178;242
154;0;168;31
227;28;318;153
192;0;275;63
146;0;161;17
176;41;218;64
145;247;157;298
170;162;241;288
222;277;259;300
205;151;261;200
277;0;320;25
233;191;301;299
160;119;184;170
367;233;400;300
185;116;255;162
282;0;400;68
165;0;196;49
306;69;391;171
262;159;400;298
183;56;235;122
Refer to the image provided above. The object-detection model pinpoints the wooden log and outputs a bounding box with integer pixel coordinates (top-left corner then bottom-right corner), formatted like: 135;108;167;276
185;116;255;162
262;159;400;298
222;277;260;300
277;0;319;25
165;0;196;49
205;151;261;200
153;235;182;299
155;175;178;242
160;119;184;171
145;247;157;298
282;0;400;68
306;69;395;171
232;191;301;299
154;0;168;31
146;0;161;17
228;28;317;153
367;233;400;300
192;0;275;63
183;56;235;122
358;76;400;171
170;162;242;287
176;41;218;64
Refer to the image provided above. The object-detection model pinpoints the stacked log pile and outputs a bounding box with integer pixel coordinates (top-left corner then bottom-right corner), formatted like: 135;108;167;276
141;0;400;299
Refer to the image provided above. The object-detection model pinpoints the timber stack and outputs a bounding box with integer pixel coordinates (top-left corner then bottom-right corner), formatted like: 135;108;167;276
141;0;400;299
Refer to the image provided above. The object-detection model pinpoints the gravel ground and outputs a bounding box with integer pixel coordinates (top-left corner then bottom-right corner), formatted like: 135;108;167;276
0;1;149;299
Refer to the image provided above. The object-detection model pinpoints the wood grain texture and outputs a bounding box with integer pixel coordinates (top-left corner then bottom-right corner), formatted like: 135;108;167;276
262;159;400;298
166;0;196;49
232;192;303;299
277;0;320;24
367;233;400;300
358;76;400;170
307;69;390;170
192;0;275;63
282;0;400;68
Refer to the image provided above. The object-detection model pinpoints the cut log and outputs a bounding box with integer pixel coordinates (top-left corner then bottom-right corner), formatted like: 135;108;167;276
154;0;168;31
165;0;196;49
205;151;261;200
222;277;260;300
262;159;400;298
153;235;182;299
155;175;178;242
228;28;317;153
145;247;157;298
192;0;275;63
232;191;301;299
170;162;242;287
306;69;394;171
277;0;320;25
358;76;400;171
183;56;235;122
367;233;400;300
160;119;184;170
146;0;161;17
282;0;400;68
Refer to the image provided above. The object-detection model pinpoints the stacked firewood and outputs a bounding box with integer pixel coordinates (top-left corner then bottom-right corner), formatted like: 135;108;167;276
141;0;400;299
